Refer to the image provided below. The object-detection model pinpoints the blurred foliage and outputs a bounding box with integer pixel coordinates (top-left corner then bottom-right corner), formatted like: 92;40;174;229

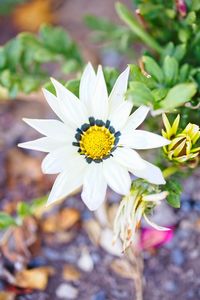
0;196;47;230
0;24;83;98
45;67;120;97
0;0;27;15
84;1;200;119
85;15;136;55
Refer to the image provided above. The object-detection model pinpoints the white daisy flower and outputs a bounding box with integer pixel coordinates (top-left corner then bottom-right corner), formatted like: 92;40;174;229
18;63;169;210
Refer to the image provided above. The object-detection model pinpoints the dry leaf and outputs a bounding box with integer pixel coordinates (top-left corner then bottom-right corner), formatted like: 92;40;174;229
12;0;54;32
41;215;58;233
83;219;101;246
15;267;54;290
110;259;134;279
42;208;80;233
0;291;15;300
63;265;81;282
6;149;43;185
59;208;80;230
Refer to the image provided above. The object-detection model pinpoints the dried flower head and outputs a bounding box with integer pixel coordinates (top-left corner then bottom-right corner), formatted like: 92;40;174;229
113;180;169;251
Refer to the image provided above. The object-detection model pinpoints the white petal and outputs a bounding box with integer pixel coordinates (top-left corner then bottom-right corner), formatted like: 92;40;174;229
143;191;168;202
129;159;166;185
109;66;130;113
42;88;66;123
109;100;132;130
122;106;150;132
41;146;77;174
51;78;88;127
120;130;170;149
144;213;171;231
47;158;86;206
22;118;73;141
81;163;107;211
103;158;131;195
91;66;108;121
18;137;67;152
79;63;96;111
113;147;145;170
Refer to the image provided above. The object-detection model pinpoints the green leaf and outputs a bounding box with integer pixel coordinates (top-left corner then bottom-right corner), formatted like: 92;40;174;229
39;24;71;54
62;59;80;74
34;48;58;63
160;83;197;109
165;180;182;208
163;56;179;85
30;196;47;211
0;70;12;88
142;56;164;83
179;64;190;82
127;81;155;106
5;38;23;69
167;194;181;208
130;64;156;89
173;44;186;61
84;15;117;32
43;81;56;95
103;67;119;93
0;212;16;229
17;202;32;218
151;88;168;102
192;0;200;11
185;11;196;25
65;79;80;97
116;2;163;53
0;48;6;69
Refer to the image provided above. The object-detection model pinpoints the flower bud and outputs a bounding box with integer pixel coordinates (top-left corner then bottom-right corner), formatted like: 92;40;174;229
162;114;200;166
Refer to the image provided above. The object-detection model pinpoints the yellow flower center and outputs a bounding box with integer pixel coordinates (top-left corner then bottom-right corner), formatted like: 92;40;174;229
80;125;115;160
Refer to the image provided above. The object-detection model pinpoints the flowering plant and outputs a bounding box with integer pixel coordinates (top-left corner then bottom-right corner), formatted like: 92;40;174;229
0;1;200;290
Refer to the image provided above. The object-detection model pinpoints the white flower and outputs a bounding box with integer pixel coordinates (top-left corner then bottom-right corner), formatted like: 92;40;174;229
18;63;169;210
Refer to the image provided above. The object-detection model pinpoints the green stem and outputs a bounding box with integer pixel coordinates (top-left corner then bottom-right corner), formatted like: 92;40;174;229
163;166;179;179
116;2;163;54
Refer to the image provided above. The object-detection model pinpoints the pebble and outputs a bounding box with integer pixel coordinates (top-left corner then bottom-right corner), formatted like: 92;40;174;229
187;290;194;299
28;256;47;268
163;280;177;293
181;201;192;213
56;283;78;299
92;290;106;300
194;202;200;212
100;228;122;257
78;249;94;272
171;248;185;266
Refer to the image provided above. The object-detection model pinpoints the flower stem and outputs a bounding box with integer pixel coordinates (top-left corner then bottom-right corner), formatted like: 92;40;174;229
163;166;179;179
116;2;163;54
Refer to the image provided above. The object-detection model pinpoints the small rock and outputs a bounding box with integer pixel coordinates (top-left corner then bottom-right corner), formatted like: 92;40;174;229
92;290;106;300
28;256;47;268
63;264;81;281
171;248;185;266
189;249;199;259
100;228;122;257
163;280;177;293
78;248;94;272
181;201;192;213
187;290;194;299
56;283;78;299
